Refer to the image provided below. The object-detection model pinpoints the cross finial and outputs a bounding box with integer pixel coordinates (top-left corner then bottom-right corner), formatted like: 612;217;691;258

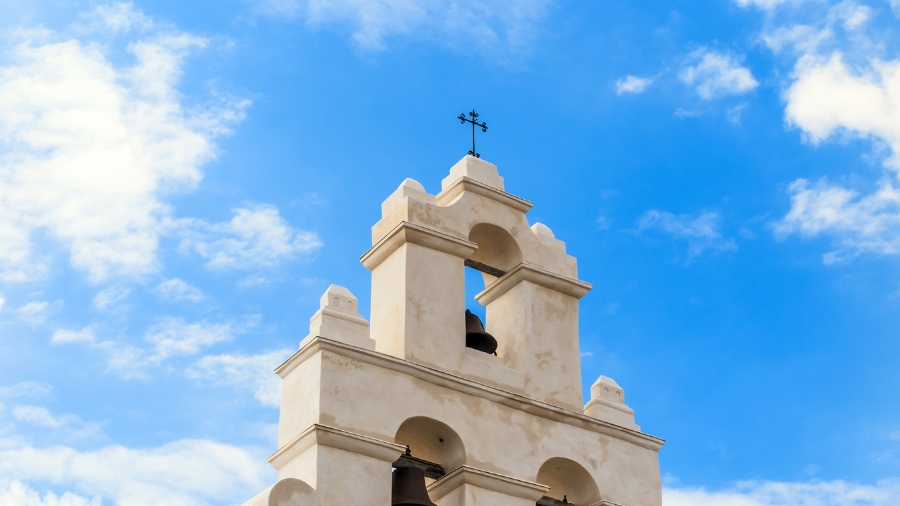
457;109;488;158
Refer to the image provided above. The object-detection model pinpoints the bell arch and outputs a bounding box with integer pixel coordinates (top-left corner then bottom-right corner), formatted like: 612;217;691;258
467;223;523;284
394;416;466;472
535;457;602;505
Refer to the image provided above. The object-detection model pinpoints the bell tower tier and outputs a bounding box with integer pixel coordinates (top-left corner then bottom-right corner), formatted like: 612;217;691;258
240;156;664;506
362;156;590;410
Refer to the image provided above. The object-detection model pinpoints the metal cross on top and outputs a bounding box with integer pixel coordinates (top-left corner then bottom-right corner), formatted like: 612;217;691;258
458;109;488;158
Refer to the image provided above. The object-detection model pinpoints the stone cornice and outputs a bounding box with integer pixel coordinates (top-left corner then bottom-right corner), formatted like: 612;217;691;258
360;221;477;270
268;423;405;471
428;465;549;502
311;305;370;326
476;263;592;306
275;337;664;452
437;176;533;213
584;397;635;416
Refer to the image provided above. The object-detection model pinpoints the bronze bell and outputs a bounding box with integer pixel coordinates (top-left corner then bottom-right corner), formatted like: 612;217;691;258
465;310;498;355
392;467;438;506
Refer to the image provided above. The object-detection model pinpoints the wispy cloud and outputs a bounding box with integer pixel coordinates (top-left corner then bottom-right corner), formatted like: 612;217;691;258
0;5;248;284
0;381;53;399
92;285;130;310
734;0;803;11
253;0;552;58
16;302;50;325
145;317;241;361
187;349;294;407
638;210;737;260
77;2;154;33
664;478;900;505
774;178;900;263
616;75;654;94
52;317;260;379
178;205;322;271
12;405;102;439
680;49;759;99
153;278;207;303
52;326;97;344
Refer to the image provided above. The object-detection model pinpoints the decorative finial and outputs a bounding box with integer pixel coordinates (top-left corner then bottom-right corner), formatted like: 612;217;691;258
457;109;488;158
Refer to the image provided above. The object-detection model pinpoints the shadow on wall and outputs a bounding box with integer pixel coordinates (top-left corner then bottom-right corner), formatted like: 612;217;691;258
395;417;467;473
536;457;602;505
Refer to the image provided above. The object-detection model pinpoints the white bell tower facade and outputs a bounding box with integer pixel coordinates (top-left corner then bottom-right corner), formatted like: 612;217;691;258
242;156;663;506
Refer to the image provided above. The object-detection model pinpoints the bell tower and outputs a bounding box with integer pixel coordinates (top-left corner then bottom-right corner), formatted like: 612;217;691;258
241;156;664;506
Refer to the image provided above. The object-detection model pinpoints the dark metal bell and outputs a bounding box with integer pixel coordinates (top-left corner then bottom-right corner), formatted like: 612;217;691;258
392;467;438;506
465;310;498;355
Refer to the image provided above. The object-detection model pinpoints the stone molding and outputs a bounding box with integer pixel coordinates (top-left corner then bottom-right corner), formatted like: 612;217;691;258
475;263;592;306
584;396;635;416
437;176;533;213
428;465;549;502
313;305;370;327
268;423;405;471
360;221;477;270
274;337;664;451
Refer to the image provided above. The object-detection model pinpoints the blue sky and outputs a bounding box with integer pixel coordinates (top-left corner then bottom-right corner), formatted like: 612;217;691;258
0;0;899;504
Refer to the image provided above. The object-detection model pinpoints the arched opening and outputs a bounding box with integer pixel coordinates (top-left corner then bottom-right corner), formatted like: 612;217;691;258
535;457;601;505
394;417;466;474
468;223;523;284
464;223;522;356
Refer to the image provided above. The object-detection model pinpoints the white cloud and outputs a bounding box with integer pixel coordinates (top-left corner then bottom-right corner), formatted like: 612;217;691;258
92;285;130;310
727;102;750;124
0;12;247;284
0;381;53;399
0;296;4;311
616;75;653;94
179;205;322;270
16;302;50;325
664;478;900;506
187;349;294;407
0;479;100;506
254;0;552;56
52;317;259;379
756;2;900;263
13;406;68;429
835;2;872;30
94;342;147;380
734;0;801;10
79;2;154;33
0;438;270;506
144;317;239;361
153;278;206;302
774;178;900;263
762;24;833;55
52;327;96;344
638;210;738;259
785;53;900;170
11;405;101;439
680;49;759;99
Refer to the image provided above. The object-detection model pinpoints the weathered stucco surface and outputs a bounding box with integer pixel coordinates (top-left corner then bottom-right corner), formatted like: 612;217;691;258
240;156;663;506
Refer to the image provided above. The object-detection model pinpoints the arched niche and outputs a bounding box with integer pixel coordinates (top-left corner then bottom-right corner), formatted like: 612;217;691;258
468;223;523;285
535;457;601;505
394;417;466;472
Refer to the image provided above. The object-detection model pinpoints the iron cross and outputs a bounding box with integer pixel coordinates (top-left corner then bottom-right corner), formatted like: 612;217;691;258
458;109;488;158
